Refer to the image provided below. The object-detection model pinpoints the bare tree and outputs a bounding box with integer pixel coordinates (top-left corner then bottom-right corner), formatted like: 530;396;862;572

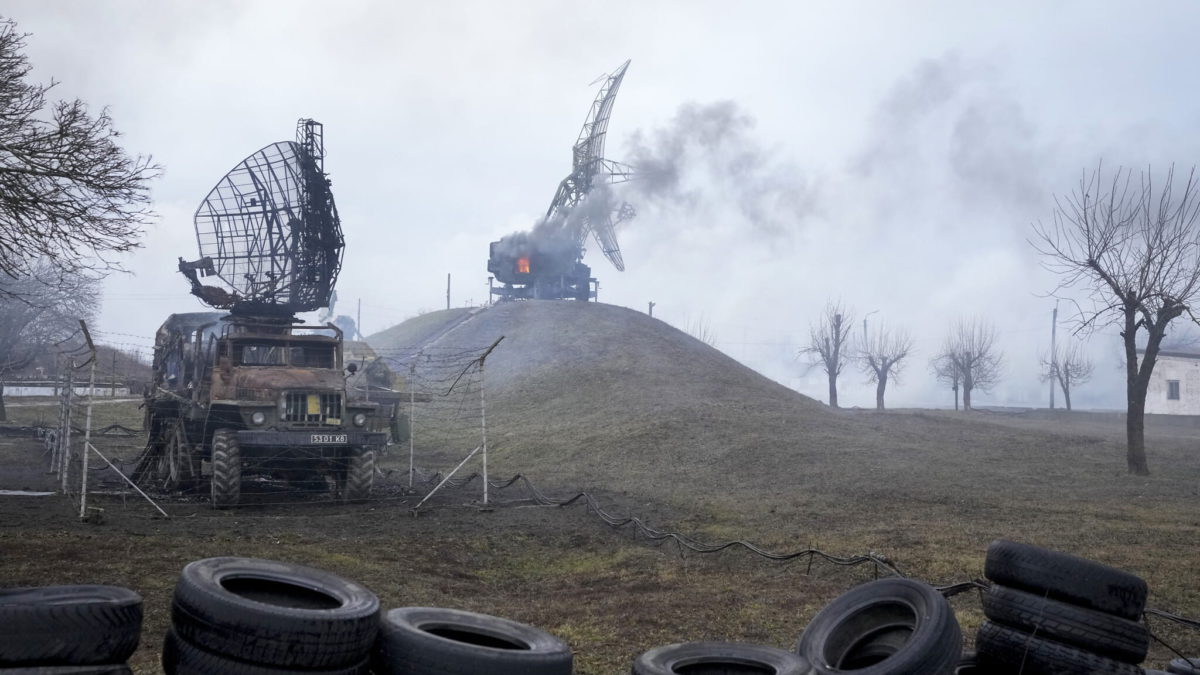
803;302;854;409
0;262;98;419
1040;342;1094;412
1032;164;1200;475
931;353;961;410
0;18;159;286
859;323;913;410
932;318;1003;411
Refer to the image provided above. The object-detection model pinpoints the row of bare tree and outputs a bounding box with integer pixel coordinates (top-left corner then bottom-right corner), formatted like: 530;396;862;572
806;162;1200;477
803;307;1093;414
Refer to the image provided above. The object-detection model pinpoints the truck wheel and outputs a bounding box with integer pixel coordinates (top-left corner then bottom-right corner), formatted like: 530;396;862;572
342;447;374;503
210;429;241;509
160;423;200;493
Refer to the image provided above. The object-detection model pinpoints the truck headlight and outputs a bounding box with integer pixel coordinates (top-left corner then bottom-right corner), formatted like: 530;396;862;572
251;411;266;426
353;413;367;427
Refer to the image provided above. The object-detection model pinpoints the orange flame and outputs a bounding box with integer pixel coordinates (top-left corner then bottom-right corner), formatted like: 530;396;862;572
517;256;530;274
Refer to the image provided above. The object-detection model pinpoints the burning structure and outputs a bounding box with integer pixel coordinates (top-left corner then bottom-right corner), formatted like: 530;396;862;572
488;60;636;302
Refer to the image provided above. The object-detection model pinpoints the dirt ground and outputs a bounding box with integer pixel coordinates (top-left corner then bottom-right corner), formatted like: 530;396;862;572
1;395;1198;674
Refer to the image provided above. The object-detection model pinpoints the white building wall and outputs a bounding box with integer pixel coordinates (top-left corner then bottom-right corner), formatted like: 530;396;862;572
1145;355;1200;415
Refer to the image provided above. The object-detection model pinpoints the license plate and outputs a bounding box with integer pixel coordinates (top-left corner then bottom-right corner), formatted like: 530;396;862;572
310;434;347;444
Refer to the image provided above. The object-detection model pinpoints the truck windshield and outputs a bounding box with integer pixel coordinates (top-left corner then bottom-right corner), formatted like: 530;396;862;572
233;342;335;368
238;344;287;366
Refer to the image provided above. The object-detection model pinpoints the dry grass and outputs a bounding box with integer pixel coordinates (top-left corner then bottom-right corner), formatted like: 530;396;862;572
0;302;1197;672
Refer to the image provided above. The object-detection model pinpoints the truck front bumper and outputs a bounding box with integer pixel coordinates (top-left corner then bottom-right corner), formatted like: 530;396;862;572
235;430;388;448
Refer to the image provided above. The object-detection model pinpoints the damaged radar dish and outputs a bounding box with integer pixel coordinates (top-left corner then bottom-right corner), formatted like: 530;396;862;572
179;119;344;316
488;59;636;302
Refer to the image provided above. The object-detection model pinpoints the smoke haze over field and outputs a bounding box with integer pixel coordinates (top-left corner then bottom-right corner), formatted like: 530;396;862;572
8;1;1200;409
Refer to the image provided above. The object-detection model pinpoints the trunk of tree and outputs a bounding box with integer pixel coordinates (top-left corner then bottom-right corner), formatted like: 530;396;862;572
828;371;838;409
953;384;959;411
963;385;973;411
0;383;6;422
876;372;887;410
1122;306;1159;476
1063;385;1071;412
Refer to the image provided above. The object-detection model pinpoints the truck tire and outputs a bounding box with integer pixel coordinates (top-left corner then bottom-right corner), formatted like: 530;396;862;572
796;578;961;674
633;641;811;675
373;607;572;675
984;539;1148;620
210;429;240;509
170;557;379;669
981;583;1148;662
0;585;142;666
975;621;1142;675
162;628;368;675
342;447;374;503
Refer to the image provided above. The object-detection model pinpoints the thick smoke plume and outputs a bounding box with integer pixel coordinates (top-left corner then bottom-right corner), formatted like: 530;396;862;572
624;101;821;238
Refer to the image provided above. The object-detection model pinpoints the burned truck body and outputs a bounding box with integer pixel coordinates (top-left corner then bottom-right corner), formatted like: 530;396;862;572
487;231;595;301
134;119;385;508
141;313;385;507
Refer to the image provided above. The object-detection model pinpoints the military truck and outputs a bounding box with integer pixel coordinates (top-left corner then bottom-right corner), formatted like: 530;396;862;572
139;312;387;508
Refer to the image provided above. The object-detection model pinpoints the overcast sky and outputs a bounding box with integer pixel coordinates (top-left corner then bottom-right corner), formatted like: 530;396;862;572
8;1;1200;409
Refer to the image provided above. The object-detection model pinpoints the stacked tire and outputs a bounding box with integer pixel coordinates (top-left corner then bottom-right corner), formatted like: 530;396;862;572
163;557;379;674
0;585;142;674
976;539;1151;674
372;607;573;675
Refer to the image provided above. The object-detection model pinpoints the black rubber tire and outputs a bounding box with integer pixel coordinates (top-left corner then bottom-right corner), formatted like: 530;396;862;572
170;556;379;669
342;446;374;503
796;578;961;675
209;429;240;509
975;620;1142;675
982;582;1148;662
0;666;132;674
1170;657;1200;674
161;627;368;675
633;641;811;675
0;585;142;666
373;607;573;675
984;539;1148;620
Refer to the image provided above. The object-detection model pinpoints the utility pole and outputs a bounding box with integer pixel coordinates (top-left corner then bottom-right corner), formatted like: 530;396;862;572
1049;301;1058;410
648;301;655;317
863;309;879;347
446;273;451;310
356;298;362;341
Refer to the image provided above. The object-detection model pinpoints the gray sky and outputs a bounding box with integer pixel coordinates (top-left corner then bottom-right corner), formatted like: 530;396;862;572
8;1;1200;409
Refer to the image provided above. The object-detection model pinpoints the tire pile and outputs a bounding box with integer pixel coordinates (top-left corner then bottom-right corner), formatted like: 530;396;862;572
0;585;141;674
975;539;1153;674
162;557;380;674
2;542;1198;674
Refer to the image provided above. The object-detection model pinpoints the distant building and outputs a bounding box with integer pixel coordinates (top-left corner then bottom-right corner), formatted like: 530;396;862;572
1140;348;1200;415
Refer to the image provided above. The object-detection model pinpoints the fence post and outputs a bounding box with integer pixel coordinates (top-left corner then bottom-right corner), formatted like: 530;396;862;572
59;361;74;493
477;336;504;507
408;357;417;488
79;321;97;520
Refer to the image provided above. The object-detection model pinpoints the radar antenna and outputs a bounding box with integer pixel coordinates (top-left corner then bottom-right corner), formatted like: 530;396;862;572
545;59;636;271
179;119;344;317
